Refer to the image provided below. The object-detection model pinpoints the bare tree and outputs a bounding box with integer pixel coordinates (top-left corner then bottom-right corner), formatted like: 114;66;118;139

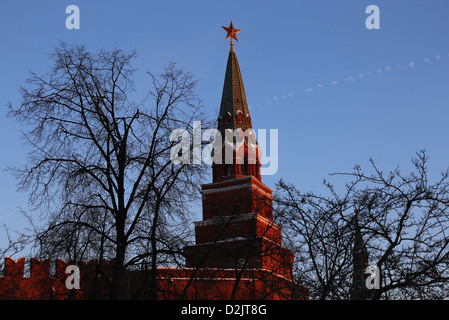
275;179;354;299
344;151;449;299
275;151;449;300
7;42;209;299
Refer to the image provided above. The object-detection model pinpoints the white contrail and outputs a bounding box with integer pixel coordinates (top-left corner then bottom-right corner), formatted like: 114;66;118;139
252;50;447;107
0;207;25;221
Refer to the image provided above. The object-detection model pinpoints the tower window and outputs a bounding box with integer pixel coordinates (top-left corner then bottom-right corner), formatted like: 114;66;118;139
235;111;243;124
225;112;232;125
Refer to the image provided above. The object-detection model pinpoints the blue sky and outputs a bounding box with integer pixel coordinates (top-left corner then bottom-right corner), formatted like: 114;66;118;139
1;1;449;248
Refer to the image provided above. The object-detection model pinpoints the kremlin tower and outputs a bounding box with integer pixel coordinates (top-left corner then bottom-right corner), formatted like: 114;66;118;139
182;22;304;296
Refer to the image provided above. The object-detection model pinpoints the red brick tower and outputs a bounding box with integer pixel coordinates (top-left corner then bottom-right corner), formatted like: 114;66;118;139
184;23;294;280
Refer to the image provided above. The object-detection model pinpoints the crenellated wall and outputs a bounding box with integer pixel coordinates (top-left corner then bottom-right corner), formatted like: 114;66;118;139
0;257;114;299
0;257;308;300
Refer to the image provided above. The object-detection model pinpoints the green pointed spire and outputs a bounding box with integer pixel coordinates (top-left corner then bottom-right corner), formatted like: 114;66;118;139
217;46;252;137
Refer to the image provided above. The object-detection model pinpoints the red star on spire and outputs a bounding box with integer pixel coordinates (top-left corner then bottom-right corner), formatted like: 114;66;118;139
222;21;241;42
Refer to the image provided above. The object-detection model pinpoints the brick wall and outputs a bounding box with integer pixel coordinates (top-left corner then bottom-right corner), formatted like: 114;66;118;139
0;257;307;300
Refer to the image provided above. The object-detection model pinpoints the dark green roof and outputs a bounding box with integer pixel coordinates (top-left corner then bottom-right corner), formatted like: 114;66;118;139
218;44;252;136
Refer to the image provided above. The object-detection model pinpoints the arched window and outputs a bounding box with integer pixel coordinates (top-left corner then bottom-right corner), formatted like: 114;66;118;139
235;110;243;125
225;112;232;125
